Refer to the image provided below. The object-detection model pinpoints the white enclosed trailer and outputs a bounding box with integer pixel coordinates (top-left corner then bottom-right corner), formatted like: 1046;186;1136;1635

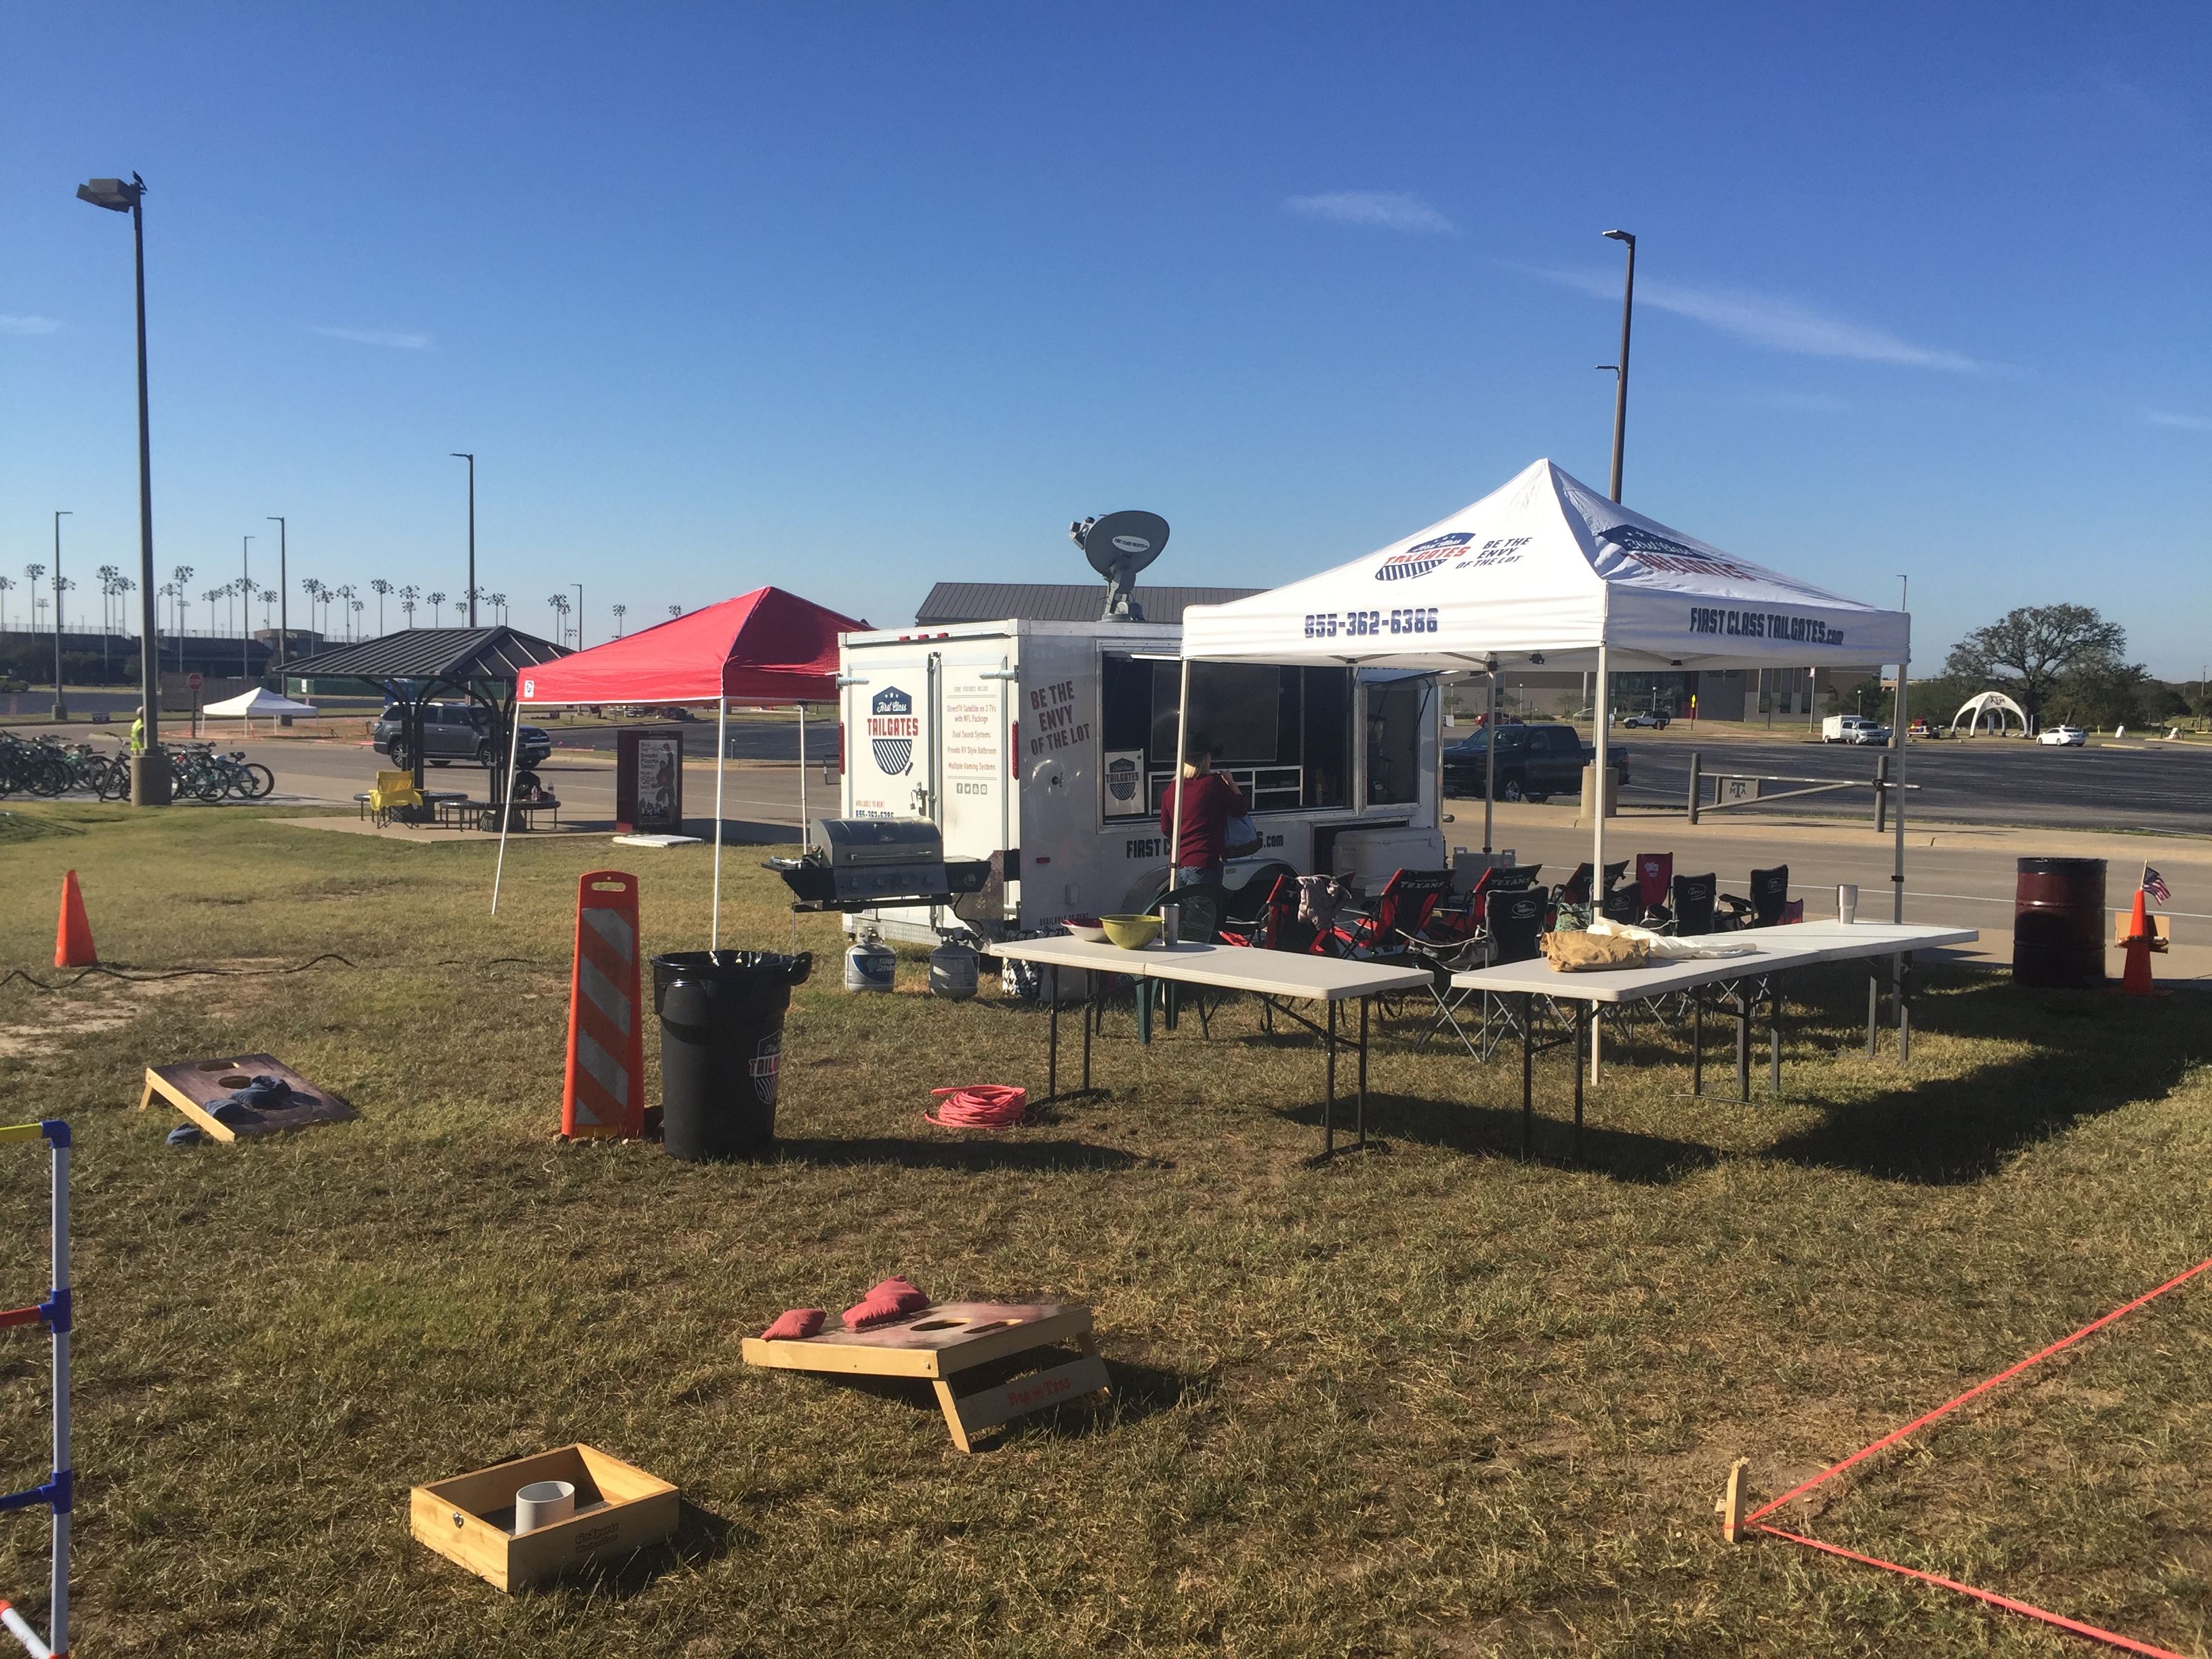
838;617;1445;943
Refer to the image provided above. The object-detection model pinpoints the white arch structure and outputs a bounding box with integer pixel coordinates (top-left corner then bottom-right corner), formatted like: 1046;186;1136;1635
1952;690;2028;736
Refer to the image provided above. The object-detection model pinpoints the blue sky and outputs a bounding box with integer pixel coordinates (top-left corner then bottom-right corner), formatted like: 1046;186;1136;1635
2;3;2206;674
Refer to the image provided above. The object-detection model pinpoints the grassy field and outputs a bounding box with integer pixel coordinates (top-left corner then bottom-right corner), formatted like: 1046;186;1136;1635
0;800;2207;1658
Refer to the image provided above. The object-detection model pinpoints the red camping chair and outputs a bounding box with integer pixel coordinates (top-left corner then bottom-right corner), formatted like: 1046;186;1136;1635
1219;874;1302;950
1322;867;1454;960
1635;853;1673;922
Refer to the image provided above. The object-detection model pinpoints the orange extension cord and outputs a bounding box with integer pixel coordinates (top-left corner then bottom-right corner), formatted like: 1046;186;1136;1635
1746;1252;2212;1658
924;1085;1029;1129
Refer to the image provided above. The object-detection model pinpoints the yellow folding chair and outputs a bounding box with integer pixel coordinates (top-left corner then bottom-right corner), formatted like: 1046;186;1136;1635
369;769;424;826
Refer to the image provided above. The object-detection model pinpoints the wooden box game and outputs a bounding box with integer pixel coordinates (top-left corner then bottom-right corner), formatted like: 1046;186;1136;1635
409;1443;678;1593
138;1053;355;1143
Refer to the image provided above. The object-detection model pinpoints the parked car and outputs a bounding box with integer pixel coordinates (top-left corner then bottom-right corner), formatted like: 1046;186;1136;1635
1822;715;1892;745
1443;724;1629;802
1622;710;1671;729
2037;724;2087;747
373;702;554;770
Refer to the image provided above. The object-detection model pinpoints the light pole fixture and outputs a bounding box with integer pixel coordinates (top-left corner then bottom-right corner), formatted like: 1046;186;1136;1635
1601;228;1635;504
52;512;72;718
451;453;476;626
573;583;583;651
77;171;165;806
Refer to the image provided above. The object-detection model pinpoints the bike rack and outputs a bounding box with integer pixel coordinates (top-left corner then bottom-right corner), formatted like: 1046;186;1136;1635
0;1122;70;1659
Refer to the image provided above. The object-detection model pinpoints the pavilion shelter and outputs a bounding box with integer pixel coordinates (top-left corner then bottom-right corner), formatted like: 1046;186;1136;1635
1176;460;1914;1061
506;587;867;938
288;626;570;808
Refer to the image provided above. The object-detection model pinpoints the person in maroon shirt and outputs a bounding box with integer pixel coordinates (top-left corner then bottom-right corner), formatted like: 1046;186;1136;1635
1158;734;1247;889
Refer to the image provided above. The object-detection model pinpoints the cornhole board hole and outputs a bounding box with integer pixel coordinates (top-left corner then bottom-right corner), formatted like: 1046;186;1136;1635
409;1443;678;1593
138;1053;356;1143
740;1301;1109;1453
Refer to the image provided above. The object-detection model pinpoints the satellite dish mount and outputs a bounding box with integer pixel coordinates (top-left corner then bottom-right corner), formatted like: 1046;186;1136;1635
1070;510;1170;622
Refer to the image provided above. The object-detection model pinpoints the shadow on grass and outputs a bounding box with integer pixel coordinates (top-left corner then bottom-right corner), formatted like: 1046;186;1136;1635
558;1496;751;1601
1761;970;2205;1183
771;1135;1160;1173
802;1345;1189;1446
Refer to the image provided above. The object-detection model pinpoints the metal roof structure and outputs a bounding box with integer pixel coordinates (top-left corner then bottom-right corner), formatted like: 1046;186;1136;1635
287;626;569;689
914;581;1263;627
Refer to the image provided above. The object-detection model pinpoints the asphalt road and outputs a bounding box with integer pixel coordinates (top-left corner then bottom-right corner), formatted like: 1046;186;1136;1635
1445;729;2212;837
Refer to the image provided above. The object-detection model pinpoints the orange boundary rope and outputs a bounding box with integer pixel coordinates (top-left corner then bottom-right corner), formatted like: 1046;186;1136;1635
1744;1252;2212;1657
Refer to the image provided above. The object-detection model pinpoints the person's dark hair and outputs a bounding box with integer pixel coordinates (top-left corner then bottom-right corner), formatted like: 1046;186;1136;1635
1185;731;1213;757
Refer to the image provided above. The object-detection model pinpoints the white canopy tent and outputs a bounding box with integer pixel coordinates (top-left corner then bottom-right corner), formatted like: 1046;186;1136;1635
199;686;319;732
1174;459;1915;1071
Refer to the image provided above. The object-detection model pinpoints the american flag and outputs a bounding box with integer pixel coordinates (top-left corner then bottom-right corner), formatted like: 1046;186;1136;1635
2143;866;2171;906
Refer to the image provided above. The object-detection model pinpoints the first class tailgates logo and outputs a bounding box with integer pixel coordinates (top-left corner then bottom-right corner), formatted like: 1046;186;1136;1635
1599;523;1764;582
870;686;917;776
1375;532;1475;581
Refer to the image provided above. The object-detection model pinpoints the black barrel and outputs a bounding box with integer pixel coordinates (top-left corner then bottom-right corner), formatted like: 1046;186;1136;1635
2013;858;2106;987
652;950;813;1160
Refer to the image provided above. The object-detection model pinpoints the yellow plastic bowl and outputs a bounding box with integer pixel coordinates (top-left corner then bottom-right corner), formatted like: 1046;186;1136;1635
1099;912;1163;950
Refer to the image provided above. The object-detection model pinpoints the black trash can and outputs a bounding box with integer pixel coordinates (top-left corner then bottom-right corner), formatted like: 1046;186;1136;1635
652;950;813;1160
2013;857;2106;987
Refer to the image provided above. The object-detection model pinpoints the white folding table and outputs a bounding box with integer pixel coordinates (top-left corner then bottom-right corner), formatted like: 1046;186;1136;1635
1449;922;1980;1160
991;937;1431;1158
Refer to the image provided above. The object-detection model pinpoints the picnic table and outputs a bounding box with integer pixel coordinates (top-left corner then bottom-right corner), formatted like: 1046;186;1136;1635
990;936;1430;1158
1448;920;1980;1160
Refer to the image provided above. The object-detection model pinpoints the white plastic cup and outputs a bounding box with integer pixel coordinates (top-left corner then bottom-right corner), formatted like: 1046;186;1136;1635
1838;884;1859;924
514;1479;576;1534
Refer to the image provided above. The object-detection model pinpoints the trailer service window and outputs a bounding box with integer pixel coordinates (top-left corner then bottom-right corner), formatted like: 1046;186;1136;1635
1099;657;1353;817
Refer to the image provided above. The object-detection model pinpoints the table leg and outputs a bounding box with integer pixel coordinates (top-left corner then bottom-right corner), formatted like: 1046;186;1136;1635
1082;970;1094;1093
1769;975;1784;1097
1734;987;1750;1103
1896;952;1912;1064
1572;999;1586;1162
1521;991;1534;1160
1048;965;1059;1103
1357;996;1369;1152
1867;970;1880;1058
1692;996;1704;1097
1324;998;1338;1158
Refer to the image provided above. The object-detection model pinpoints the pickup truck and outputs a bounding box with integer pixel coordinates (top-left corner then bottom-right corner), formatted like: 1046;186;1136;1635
1442;724;1629;802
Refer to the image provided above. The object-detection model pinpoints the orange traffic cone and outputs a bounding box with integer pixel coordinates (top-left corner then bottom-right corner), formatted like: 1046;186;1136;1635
55;869;97;968
2116;888;2162;998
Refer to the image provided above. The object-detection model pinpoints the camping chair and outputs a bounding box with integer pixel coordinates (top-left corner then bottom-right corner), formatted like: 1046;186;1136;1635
1670;872;1719;937
1465;889;1555;1059
1160;881;1230;1036
1320;867;1454;961
1635;853;1674;926
368;769;424;827
1717;865;1790;930
1417;884;1551;1059
1218;874;1300;951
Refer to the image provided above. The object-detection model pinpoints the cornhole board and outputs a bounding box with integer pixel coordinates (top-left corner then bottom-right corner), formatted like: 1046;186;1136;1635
137;1053;356;1143
409;1443;678;1592
741;1301;1109;1453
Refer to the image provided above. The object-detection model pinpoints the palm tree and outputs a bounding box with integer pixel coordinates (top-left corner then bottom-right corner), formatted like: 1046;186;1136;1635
611;603;628;638
369;578;392;634
547;592;571;647
489;592;508;626
427;590;447;627
335;584;359;642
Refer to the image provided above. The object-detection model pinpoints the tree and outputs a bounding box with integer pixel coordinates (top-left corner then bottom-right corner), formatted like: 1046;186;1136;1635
1944;604;2125;731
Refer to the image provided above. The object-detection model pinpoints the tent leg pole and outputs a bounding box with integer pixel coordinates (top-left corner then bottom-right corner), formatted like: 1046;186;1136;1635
1893;629;1909;922
1591;643;1608;1086
1168;659;1191;900
491;701;523;915
714;697;726;951
1483;674;1496;853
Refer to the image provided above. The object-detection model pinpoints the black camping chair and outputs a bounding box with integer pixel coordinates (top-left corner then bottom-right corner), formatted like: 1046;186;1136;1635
1160;881;1229;1035
1671;872;1719;937
1719;864;1790;930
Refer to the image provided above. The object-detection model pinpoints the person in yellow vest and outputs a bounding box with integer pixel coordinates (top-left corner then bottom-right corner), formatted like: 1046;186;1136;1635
129;705;146;753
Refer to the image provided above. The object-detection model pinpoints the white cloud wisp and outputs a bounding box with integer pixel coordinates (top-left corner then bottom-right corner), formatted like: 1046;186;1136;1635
1286;191;1453;233
313;325;431;350
1530;266;1981;371
0;314;62;335
2142;409;2212;432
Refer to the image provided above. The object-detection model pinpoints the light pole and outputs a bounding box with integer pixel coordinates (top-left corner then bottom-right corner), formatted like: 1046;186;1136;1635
451;453;476;626
573;583;583;651
1601;229;1635;504
370;577;391;635
612;603;627;638
239;535;253;678
78;172;165;806
52;512;71;718
266;516;287;676
171;565;192;671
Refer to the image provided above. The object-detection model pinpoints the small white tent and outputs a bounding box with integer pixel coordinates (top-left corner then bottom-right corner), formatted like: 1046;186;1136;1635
1175;460;1914;1044
199;686;319;731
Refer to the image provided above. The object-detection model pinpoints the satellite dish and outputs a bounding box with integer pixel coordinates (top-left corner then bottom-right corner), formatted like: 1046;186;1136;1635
1070;510;1169;622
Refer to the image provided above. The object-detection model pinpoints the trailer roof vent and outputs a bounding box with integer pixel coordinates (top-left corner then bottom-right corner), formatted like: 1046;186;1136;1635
1070;510;1169;623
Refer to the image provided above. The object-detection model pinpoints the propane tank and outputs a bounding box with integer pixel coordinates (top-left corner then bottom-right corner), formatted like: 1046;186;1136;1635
844;928;896;993
928;937;980;1001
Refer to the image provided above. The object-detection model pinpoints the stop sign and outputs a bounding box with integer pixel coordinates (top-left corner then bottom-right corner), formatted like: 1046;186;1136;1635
186;672;203;691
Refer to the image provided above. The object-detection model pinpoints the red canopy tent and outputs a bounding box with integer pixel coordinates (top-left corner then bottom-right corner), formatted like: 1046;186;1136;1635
493;587;869;939
514;586;865;708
